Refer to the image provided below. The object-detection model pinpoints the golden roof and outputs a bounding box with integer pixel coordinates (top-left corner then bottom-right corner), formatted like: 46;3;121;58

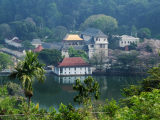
63;34;83;41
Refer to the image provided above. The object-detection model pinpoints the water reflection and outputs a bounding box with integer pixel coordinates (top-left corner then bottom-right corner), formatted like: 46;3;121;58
0;74;144;111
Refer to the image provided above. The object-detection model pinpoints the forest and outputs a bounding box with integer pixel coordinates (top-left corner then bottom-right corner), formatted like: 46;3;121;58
0;0;160;42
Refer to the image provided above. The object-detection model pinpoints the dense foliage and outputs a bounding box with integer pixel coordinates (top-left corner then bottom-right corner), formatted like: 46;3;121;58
0;53;14;71
0;0;160;40
68;46;88;60
38;49;62;66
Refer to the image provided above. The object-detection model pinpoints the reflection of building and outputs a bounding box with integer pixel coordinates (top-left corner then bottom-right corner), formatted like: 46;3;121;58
53;75;89;92
53;57;92;76
119;35;139;47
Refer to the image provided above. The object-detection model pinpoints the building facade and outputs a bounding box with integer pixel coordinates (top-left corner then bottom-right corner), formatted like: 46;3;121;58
119;35;139;47
30;39;43;47
42;28;109;60
53;57;92;76
4;36;22;48
80;28;109;59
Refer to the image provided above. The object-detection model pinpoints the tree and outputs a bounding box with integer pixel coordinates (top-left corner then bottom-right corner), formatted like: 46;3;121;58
79;14;118;34
90;51;106;71
68;46;88;60
8;51;46;110
128;41;137;50
116;50;139;71
0;23;12;37
131;25;137;37
73;76;100;105
108;35;121;49
137;28;151;40
21;40;36;50
50;26;68;42
38;49;62;66
0;53;14;71
92;15;118;34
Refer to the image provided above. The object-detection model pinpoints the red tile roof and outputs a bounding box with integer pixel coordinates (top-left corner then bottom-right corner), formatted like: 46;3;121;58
55;57;91;68
33;45;43;52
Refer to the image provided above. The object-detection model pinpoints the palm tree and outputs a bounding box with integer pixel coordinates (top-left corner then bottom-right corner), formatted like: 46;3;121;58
8;51;46;110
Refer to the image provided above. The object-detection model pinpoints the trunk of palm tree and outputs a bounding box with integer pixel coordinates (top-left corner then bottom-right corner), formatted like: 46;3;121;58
28;96;31;111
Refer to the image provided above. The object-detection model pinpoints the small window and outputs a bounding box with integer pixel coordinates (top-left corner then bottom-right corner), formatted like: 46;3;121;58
128;41;130;44
121;41;123;44
80;67;82;70
65;72;66;74
124;41;126;44
96;38;98;41
75;68;76;70
104;39;106;41
99;39;100;41
69;68;70;70
65;68;66;71
69;72;70;74
90;45;94;48
75;72;76;74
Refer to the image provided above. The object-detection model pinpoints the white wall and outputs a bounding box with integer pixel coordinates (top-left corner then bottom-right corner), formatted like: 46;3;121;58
61;50;69;57
32;43;41;48
94;37;108;44
119;36;139;47
53;67;92;75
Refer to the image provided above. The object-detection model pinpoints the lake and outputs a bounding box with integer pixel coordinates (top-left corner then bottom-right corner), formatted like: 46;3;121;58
0;74;145;111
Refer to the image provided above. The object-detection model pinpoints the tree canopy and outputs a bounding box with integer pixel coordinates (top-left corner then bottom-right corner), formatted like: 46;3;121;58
0;53;14;71
38;49;62;65
68;47;88;60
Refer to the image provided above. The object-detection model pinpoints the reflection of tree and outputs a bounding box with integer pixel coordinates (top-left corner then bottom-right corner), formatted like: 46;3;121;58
32;76;61;95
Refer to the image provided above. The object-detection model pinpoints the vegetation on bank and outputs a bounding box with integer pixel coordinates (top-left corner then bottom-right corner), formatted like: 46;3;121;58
1;51;160;119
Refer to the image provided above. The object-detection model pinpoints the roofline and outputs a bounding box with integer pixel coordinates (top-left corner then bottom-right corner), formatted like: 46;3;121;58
57;65;92;68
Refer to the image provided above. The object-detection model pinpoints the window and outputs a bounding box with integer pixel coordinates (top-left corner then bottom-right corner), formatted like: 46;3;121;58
69;68;70;70
121;41;123;44
80;67;82;70
99;39;100;41
124;41;126;44
65;68;66;71
69;72;70;74
96;38;98;41
75;68;76;71
104;39;106;41
65;72;66;74
75;72;76;74
90;45;94;48
100;44;105;48
128;41;130;44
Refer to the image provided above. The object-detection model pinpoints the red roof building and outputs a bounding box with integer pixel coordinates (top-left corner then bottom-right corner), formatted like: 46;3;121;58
53;57;92;76
33;45;43;52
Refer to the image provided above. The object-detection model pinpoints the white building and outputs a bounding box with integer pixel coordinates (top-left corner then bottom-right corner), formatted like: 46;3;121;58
119;35;139;47
53;57;92;76
30;39;43;47
80;28;109;59
41;28;109;60
4;36;23;48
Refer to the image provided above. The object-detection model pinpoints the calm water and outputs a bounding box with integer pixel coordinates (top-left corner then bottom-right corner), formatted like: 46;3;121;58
0;74;144;111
